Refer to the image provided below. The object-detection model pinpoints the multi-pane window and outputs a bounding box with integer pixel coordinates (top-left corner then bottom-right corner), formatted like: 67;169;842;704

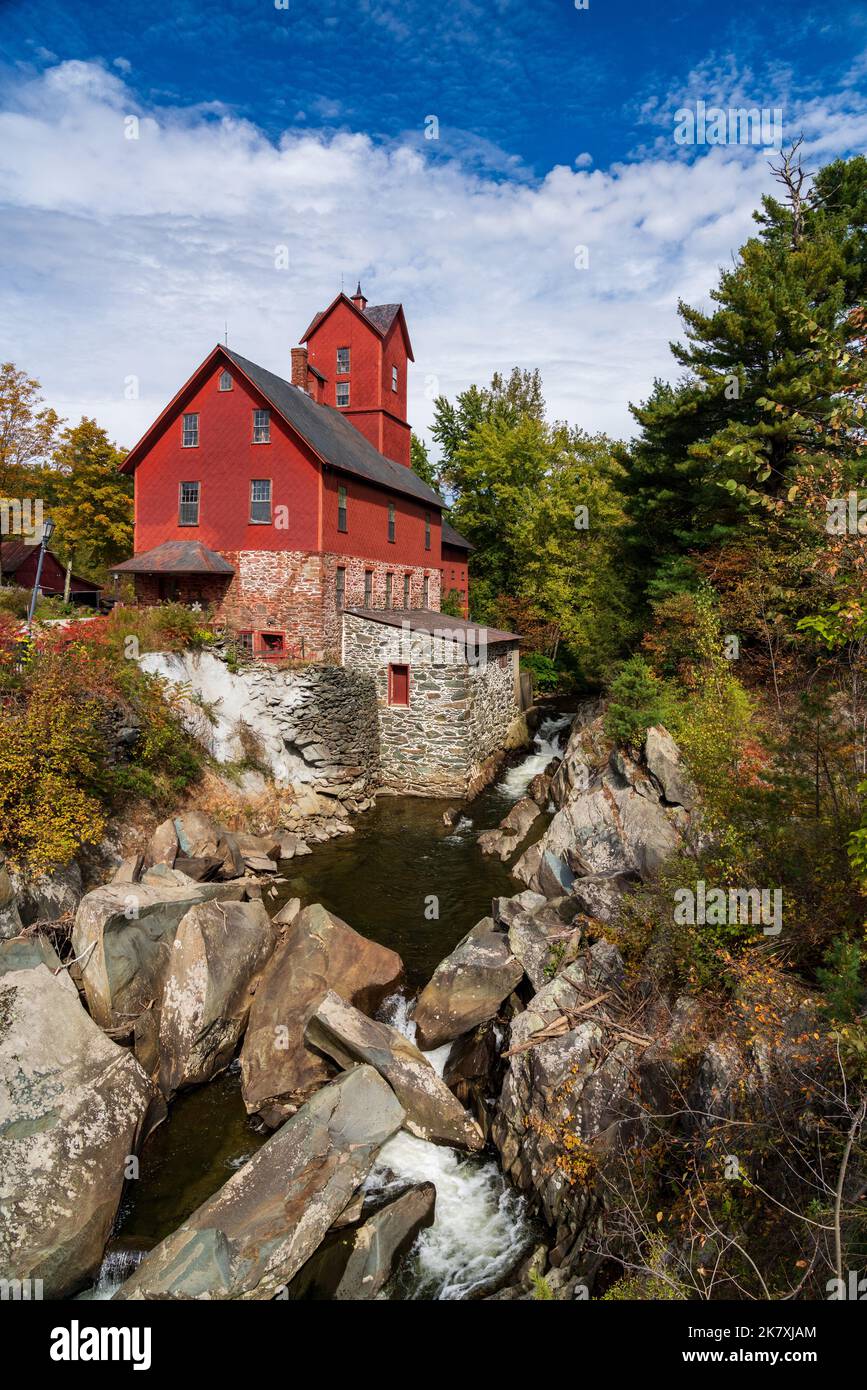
424;512;431;551
336;382;350;407
403;573;410;608
253;409;270;443
423;576;430;607
364;570;373;605
219;370;232;391
179;481;200;526
335;566;346;610
182;413;199;447
250;479;271;523
337;484;348;532
388;502;396;543
385;572;393;607
392;365;398;392
337;347;350;374
238;630;254;654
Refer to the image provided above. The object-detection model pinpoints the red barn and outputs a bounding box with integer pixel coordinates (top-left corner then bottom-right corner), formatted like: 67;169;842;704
0;541;101;606
113;284;473;655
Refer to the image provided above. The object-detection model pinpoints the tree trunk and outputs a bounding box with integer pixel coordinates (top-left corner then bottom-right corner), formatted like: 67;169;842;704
63;558;72;604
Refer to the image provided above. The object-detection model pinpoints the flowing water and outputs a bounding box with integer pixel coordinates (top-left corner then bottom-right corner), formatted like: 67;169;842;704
83;708;574;1300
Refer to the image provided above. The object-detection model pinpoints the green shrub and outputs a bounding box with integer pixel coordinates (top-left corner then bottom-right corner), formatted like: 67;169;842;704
521;651;559;691
604;655;676;748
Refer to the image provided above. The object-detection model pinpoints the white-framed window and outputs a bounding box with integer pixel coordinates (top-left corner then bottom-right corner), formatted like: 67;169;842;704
250;478;271;523
337;484;348;532
253;409;270;443
219;370;232;391
182;413;199;447
179;480;200;526
392;365;398;392
337;347;350;374
336;382;350;407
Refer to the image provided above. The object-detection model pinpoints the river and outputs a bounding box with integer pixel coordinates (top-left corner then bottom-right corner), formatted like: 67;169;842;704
81;712;573;1300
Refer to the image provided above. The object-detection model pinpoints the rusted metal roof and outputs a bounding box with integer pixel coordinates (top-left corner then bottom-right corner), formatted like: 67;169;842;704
343;606;520;645
0;540;38;571
111;540;235;575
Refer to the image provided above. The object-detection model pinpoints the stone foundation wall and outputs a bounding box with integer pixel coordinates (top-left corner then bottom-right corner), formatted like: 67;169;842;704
342;613;520;797
135;549;442;662
139;650;380;801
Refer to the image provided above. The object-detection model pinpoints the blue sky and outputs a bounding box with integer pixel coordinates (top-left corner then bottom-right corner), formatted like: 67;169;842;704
0;0;865;446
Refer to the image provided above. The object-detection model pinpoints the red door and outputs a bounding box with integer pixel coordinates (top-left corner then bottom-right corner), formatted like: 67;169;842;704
389;663;409;705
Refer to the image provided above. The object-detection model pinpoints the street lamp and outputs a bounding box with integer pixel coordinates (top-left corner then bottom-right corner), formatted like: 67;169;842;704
26;516;55;629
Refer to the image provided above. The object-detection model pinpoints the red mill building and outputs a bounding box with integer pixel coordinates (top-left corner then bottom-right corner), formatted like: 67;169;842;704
114;284;472;656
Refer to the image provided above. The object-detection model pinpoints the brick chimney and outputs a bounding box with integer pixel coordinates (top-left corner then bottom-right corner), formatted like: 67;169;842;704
351;280;367;311
291;346;308;389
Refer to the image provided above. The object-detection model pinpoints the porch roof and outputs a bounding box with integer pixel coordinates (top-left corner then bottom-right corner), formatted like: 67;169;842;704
111;540;235;576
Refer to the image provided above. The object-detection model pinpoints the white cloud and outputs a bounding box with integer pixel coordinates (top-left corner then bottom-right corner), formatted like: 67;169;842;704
0;59;865;453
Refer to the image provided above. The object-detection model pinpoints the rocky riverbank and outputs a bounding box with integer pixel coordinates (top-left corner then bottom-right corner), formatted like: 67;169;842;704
0;702;833;1300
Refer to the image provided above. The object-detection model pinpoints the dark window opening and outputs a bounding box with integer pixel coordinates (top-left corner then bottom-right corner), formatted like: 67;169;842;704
403;573;410;608
425;512;431;551
385;573;393;607
338;484;348;532
364;570;373;605
335;566;346;610
259;631;285;653
388;502;396;544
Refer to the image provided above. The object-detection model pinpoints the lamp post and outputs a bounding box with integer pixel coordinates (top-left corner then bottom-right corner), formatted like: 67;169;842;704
26;516;55;629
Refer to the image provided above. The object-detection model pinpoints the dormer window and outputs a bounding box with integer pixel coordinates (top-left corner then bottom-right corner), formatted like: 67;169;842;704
336;382;350;407
392;365;398;392
219;370;233;391
253;409;270;443
337;347;350;374
182;413;199;447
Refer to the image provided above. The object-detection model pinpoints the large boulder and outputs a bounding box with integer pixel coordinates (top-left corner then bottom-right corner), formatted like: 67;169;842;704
71;881;247;1033
0;965;159;1299
331;1184;436;1300
412;917;524;1051
240;904;404;1126
478;797;541;861
0;932;75;987
644;725;696;810
10;861;83;926
173;811;221;860
306;990;484;1151
158;899;278;1099
492;942;635;1265
114;1066;405;1300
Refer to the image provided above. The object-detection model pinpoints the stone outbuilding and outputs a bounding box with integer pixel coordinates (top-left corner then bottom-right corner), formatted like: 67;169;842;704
342;607;524;797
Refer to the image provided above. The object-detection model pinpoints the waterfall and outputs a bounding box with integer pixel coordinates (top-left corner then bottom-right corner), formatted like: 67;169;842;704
372;993;536;1299
497;713;572;802
77;1247;147;1301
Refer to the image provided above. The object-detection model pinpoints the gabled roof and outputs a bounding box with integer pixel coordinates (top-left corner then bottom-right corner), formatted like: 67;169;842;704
121;344;441;511
0;541;100;589
299;292;415;361
111;540;235;575
222;348;441;507
0;540;37;572
441;521;474;552
344;607;520;646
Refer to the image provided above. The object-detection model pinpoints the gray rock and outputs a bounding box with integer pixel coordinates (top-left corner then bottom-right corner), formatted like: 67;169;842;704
0;932;76;992
11;861;83;926
412;917;524;1050
241;903;404;1125
173;811;220;859
272;896;301;928
332;1184;436;1299
146;818;178;868
569;871;640;923
114;1067;405;1301
158;899;278;1099
71;881;247;1033
306;990;484;1150
644;725;696;810
0;966;158;1299
112;855;144;885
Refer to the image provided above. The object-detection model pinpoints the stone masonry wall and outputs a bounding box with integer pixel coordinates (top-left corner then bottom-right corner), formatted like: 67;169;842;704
342;613;520;797
135;549;442;662
139;650;380;801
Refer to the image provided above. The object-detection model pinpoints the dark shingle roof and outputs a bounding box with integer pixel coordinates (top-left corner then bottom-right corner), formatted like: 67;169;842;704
441;521;474;552
111;541;235;575
363;303;401;335
224;348;443;509
344;607;520;645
